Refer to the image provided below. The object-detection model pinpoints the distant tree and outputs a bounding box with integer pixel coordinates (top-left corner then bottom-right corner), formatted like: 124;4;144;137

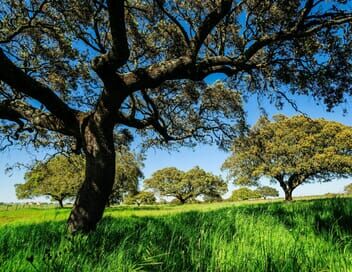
124;191;156;206
16;147;143;207
230;187;261;201
223;115;352;201
344;184;352;195
15;155;84;208
108;146;144;205
144;166;227;204
203;193;223;203
255;186;279;199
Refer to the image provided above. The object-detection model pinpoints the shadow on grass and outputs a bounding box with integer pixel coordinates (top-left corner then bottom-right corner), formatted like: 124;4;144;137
235;197;352;244
0;211;214;271
1;198;352;271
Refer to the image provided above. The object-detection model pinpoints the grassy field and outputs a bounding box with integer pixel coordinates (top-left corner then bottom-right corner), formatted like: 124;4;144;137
0;198;352;271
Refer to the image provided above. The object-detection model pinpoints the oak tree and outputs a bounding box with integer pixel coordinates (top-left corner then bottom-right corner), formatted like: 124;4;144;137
223;115;352;200
230;187;261;201
15;155;84;208
1;0;351;232
144;166;227;204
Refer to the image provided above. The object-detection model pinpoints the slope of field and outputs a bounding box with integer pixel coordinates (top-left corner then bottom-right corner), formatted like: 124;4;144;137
0;198;352;271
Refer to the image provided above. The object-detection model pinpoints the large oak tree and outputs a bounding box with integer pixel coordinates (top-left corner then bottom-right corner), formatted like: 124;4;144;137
223;115;352;200
0;0;351;232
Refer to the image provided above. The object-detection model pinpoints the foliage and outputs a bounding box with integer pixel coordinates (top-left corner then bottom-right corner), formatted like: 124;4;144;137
144;166;227;203
255;186;279;199
16;147;143;206
15;155;84;207
109;146;144;205
344;184;352;195
123;191;156;206
203;194;223;203
1;198;352;271
223;115;352;200
230;187;261;201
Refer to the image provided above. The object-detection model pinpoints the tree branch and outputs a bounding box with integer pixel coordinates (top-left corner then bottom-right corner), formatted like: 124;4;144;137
92;0;130;71
0;0;49;44
117;6;352;109
0;100;76;136
0;50;80;135
155;0;190;47
191;0;233;58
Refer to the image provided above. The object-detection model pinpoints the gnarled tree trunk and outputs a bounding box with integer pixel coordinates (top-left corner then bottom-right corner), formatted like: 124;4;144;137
67;118;115;233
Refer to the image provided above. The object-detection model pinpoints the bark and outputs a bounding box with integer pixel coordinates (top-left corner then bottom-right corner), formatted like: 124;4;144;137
284;189;293;201
67;118;115;233
178;198;186;204
58;199;64;208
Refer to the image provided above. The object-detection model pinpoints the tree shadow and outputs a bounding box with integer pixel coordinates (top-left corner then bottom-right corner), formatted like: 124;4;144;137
1;198;352;271
0;210;214;271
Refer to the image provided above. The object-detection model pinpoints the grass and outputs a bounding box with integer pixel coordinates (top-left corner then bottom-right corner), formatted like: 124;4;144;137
1;197;352;271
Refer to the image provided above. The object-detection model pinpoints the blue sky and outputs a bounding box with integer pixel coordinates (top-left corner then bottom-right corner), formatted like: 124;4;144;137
1;90;351;203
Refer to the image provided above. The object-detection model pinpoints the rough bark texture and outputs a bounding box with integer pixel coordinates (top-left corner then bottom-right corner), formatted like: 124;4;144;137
67;118;115;233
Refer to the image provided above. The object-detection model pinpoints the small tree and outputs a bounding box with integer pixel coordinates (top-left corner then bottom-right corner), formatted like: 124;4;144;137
15;155;84;207
344;184;352;195
124;191;156;206
223;115;352;201
144;166;227;204
255;186;279;199
230;188;261;201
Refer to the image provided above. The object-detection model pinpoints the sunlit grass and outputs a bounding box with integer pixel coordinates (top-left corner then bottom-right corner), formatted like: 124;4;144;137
1;197;352;271
0;199;279;225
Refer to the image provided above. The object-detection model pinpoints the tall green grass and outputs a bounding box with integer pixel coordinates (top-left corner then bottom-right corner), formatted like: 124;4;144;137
1;198;352;271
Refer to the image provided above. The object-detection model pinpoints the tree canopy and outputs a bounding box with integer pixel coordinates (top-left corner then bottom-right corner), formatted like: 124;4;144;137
15;155;84;207
230;187;261;201
223;115;352;200
1;0;352;232
144;166;227;204
109;146;144;205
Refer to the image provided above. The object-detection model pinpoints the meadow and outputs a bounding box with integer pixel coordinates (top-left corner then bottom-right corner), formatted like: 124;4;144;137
0;197;352;271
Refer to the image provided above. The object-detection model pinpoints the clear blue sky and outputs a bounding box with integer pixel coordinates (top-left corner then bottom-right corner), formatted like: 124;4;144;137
1;90;351;203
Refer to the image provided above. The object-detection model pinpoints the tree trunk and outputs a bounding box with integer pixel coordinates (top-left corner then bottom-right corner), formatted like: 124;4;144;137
58;199;64;208
277;178;294;202
179;198;186;204
67;118;115;233
284;189;293;201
